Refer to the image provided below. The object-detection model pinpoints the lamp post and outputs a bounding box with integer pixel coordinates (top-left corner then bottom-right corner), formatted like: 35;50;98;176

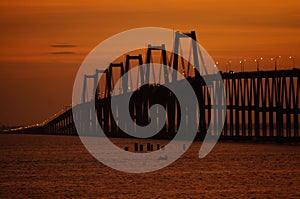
270;56;281;71
239;59;246;72
289;56;295;68
254;57;263;71
215;61;219;68
226;61;232;72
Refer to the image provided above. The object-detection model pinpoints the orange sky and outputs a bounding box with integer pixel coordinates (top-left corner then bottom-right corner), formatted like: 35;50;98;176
0;0;299;125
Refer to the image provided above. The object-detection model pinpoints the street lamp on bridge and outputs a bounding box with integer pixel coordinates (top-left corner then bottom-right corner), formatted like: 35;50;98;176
270;55;281;71
239;59;246;72
254;57;263;71
214;61;219;68
289;56;295;68
226;60;232;72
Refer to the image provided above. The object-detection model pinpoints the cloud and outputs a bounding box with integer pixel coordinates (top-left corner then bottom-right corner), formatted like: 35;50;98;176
50;44;77;48
49;51;75;55
49;43;77;55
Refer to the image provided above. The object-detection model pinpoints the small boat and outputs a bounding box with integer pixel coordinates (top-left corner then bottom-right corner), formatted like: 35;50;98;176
158;155;168;160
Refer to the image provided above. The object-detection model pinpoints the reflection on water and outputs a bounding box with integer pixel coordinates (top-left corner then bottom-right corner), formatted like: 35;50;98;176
0;134;299;198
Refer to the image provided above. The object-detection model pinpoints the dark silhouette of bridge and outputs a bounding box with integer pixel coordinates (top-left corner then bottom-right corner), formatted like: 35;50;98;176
11;31;300;142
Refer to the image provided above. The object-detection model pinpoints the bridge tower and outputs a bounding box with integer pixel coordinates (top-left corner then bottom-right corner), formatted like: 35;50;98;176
172;31;206;81
124;54;143;92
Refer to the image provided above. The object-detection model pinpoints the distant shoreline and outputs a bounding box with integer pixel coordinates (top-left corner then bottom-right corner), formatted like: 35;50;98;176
1;131;298;145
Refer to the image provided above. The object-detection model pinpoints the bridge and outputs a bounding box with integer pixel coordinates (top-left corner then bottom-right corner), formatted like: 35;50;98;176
11;31;300;142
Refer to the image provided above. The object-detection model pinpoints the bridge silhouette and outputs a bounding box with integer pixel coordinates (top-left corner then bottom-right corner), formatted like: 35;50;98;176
13;31;300;141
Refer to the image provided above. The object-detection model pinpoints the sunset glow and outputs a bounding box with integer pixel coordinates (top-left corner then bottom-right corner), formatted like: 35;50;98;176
0;0;299;125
